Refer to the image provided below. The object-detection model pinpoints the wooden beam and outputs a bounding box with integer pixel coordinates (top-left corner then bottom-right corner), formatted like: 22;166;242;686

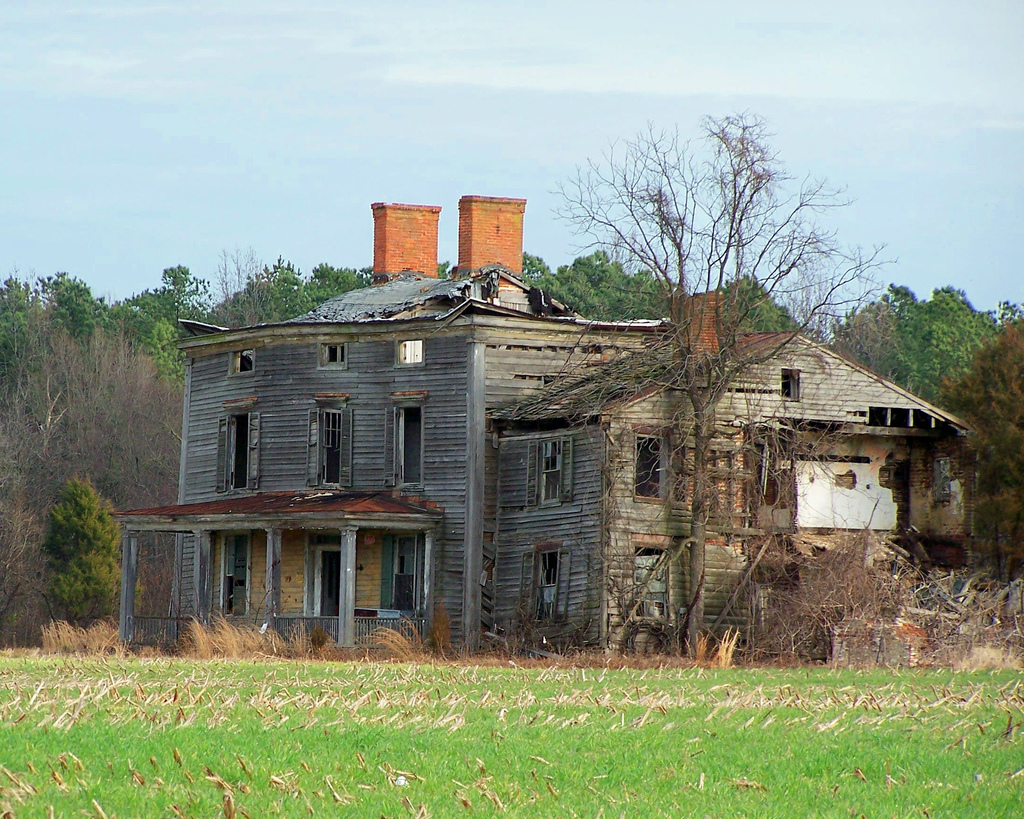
118;532;139;643
463;340;486;650
339;527;357;647
265;528;282;625
195;530;212;626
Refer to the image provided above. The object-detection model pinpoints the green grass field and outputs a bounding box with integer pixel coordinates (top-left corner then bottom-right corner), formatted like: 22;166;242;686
0;656;1021;817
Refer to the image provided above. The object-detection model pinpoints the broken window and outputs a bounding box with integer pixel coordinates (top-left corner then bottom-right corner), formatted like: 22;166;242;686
307;407;353;486
535;550;561;620
319;343;347;368
379;534;423;614
933;456;952;503
781;368;800;400
229;349;255;374
397;406;422;485
634;548;668;619
217;412;260;491
541;439;563;503
525;436;574;506
396;339;424;365
635;436;664;499
520;546;570;621
221;534;250;615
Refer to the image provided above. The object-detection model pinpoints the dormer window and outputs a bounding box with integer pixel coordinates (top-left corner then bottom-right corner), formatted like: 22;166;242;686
230;349;255;374
397;339;424;366
319;343;347;368
781;368;800;400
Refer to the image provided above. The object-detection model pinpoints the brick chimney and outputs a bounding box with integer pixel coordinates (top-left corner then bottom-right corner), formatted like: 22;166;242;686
687;291;721;355
371;202;442;284
457;196;526;275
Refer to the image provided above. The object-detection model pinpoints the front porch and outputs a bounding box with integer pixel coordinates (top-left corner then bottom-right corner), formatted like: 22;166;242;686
115;491;443;648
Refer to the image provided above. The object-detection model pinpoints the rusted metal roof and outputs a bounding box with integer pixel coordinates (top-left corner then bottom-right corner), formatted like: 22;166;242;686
117;490;443;522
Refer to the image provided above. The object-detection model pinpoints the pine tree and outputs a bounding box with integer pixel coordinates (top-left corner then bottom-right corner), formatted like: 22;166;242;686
42;478;121;624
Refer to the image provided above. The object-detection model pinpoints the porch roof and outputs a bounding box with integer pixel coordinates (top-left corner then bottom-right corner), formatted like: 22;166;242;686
116;490;444;532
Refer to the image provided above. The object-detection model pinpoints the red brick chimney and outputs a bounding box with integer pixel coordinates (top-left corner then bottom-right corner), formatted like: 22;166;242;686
371;202;441;284
457;196;526;275
687;291;721;355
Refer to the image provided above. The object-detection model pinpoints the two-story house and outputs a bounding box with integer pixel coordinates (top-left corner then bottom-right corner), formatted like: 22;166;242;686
116;196;657;649
117;197;974;653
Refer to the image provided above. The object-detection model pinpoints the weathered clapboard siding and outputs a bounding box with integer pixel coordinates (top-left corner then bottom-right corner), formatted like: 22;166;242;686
494;425;604;644
602;392;750;637
725;338;959;427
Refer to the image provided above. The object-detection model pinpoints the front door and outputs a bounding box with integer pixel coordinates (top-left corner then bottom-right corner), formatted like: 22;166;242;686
320;550;340;616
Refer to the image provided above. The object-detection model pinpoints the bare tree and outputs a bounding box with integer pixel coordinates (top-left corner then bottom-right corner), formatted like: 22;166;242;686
561;115;882;650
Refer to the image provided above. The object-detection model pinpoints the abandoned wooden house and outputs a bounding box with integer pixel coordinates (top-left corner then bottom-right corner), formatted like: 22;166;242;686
116;196;974;651
492;333;972;650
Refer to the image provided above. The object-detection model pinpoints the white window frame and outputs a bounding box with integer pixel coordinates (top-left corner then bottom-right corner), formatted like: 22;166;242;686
396;339;424;366
634;548;668;620
307;533;342;617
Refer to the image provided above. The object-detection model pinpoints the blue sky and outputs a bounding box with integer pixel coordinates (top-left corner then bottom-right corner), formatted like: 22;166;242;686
2;1;1022;311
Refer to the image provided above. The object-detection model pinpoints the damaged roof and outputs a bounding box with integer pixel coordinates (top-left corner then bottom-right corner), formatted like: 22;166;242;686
282;266;573;325
116;490;444;529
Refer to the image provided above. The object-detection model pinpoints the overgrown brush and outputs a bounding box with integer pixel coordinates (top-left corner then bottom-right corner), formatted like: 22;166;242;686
180;618;293;659
41;620;122;655
427;603;451;656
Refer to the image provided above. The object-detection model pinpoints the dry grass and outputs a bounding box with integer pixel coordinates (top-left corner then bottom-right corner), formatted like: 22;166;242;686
955;645;1022;671
369;621;428;661
40;621;122;655
427;603;452;656
180;618;291;659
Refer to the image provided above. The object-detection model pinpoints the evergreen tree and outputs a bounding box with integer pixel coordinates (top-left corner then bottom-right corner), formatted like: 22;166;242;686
42;478;121;625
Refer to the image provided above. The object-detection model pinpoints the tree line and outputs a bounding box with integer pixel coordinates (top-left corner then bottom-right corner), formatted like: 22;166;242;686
1;234;1020;643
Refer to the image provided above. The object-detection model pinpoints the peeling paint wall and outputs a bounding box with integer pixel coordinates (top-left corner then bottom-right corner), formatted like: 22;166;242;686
796;462;897;530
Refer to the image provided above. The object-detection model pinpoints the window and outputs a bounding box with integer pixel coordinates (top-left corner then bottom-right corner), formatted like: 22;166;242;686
319;343;347;368
635;436;664;499
378;535;423;614
218;412;260;491
781;368;800;400
397;406;422;485
541;440;563;503
397;339;424;365
933;456;952;503
307;407;352;487
518;547;570;621
229;349;255;374
221;534;250;615
536;550;561;620
634;548;668;619
526;436;573;506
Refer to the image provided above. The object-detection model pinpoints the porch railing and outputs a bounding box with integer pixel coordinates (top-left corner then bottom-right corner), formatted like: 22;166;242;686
132;616;189;647
274;615;426;646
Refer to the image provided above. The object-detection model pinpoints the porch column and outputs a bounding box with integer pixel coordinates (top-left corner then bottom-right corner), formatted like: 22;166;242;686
118;531;139;643
194;530;212;626
339;527;357;647
423;529;435;630
265;528;282;625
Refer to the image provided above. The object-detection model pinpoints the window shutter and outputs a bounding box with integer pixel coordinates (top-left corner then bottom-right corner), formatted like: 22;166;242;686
305;409;320;486
338;407;353;487
246;411;260;489
380;535;395;608
216;417;229;493
519;551;533;612
526;442;539;507
557;548;572;619
559;436;574;503
383;407;396;487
